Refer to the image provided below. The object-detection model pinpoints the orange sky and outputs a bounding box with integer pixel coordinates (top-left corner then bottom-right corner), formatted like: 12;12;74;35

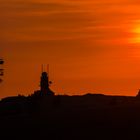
1;0;140;98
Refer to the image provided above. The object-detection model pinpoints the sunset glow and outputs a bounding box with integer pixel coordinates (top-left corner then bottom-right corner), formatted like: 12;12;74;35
130;20;140;43
1;0;140;98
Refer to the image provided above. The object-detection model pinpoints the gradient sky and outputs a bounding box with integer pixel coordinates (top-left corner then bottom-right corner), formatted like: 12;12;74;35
1;0;140;98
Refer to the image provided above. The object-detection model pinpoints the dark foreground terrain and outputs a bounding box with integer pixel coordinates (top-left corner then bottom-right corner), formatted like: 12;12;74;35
1;93;140;140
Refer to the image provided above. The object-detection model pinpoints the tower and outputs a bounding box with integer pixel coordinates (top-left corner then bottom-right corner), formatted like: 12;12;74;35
40;65;54;96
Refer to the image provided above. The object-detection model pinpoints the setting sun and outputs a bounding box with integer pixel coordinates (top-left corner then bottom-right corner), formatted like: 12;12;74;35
130;20;140;43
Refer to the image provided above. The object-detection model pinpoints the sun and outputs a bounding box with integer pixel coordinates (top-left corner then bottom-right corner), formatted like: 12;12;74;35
129;20;140;44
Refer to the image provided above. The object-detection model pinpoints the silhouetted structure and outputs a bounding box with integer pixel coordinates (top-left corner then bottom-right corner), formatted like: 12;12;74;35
40;71;54;96
0;58;4;82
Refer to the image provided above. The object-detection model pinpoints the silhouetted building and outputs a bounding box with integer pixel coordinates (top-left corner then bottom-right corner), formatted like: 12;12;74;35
40;71;54;96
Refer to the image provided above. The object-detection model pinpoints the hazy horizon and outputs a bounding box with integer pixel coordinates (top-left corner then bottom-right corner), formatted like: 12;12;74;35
1;0;140;98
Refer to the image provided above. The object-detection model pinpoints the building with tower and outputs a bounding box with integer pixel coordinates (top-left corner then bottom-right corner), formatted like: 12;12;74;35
31;65;55;97
40;71;54;96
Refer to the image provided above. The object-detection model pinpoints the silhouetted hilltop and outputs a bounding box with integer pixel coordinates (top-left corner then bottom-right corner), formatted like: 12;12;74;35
1;93;140;140
0;92;140;116
2;69;139;117
1;70;140;139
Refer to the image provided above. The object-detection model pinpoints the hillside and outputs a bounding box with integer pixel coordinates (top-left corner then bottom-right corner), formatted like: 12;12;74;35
1;93;140;140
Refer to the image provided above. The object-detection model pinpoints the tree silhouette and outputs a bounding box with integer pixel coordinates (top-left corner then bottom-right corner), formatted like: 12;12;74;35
0;58;4;83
